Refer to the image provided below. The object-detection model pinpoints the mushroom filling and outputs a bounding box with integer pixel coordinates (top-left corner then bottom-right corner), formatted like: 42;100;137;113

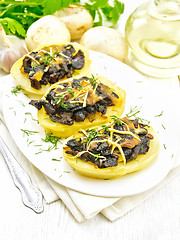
21;44;85;90
64;117;154;168
29;76;119;125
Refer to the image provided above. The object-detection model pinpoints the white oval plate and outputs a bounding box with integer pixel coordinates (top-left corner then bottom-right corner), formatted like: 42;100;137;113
2;51;178;197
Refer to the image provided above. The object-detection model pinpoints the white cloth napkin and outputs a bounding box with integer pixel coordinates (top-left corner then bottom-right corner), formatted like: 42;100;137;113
0;74;180;222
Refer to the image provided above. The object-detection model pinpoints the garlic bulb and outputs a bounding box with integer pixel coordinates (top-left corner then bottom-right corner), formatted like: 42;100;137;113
0;24;27;73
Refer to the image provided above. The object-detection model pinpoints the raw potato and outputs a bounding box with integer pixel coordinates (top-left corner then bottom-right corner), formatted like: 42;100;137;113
63;126;159;179
54;5;93;40
80;26;129;62
25;15;71;51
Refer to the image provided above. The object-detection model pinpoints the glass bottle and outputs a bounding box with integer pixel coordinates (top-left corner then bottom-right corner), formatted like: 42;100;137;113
125;0;180;78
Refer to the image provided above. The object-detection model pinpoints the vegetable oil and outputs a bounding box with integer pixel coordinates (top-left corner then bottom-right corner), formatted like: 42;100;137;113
125;0;180;78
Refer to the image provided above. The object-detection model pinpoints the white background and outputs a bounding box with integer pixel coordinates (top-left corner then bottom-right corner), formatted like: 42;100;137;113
0;0;180;239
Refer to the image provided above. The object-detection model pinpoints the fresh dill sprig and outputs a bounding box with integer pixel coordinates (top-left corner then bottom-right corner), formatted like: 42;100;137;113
89;74;97;89
78;84;83;90
85;129;98;145
67;87;74;97
94;153;101;160
101;124;109;133
54;94;68;109
40;52;55;65
31;63;38;71
11;85;24;96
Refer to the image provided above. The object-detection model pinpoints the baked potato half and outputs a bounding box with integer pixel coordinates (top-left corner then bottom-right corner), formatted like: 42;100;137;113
11;42;91;95
30;75;126;138
63;117;159;179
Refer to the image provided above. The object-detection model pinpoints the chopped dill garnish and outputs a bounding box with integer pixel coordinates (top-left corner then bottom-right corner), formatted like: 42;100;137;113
63;171;70;173
25;112;39;123
161;124;166;130
126;106;141;118
17;100;25;107
11;85;23;96
102;124;109;133
21;129;38;137
52;158;61;161
88;115;96;122
40;52;55;65
163;144;166;149
110;115;122;125
126;106;150;125
67;87;74;97
31;63;38;71
41;133;62;150
78;84;83;90
35;151;42;155
94;153;101;160
85;129;98;145
89;74;97;88
27;141;34;146
54;94;68;108
155;111;163;117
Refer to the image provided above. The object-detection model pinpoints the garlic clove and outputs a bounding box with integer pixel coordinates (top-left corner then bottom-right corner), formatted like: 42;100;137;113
0;24;27;73
0;24;11;49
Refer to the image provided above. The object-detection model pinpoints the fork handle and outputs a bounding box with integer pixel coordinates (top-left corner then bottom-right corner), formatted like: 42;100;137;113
0;136;44;213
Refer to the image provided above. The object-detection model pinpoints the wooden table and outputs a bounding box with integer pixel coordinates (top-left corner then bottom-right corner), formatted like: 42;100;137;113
0;0;180;239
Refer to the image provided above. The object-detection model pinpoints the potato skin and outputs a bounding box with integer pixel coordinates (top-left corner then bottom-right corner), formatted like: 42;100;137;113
10;42;91;96
37;75;126;138
63;126;159;179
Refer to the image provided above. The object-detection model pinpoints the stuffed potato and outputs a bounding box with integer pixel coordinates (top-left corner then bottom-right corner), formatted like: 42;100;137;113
29;75;126;138
11;42;91;95
63;117;159;179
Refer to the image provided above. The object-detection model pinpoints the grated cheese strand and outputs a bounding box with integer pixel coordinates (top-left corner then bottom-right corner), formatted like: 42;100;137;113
108;139;126;164
87;139;108;151
83;91;89;107
26;54;40;65
109;128;140;141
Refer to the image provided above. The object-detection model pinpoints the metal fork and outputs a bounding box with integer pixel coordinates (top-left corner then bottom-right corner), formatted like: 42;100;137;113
0;125;44;213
